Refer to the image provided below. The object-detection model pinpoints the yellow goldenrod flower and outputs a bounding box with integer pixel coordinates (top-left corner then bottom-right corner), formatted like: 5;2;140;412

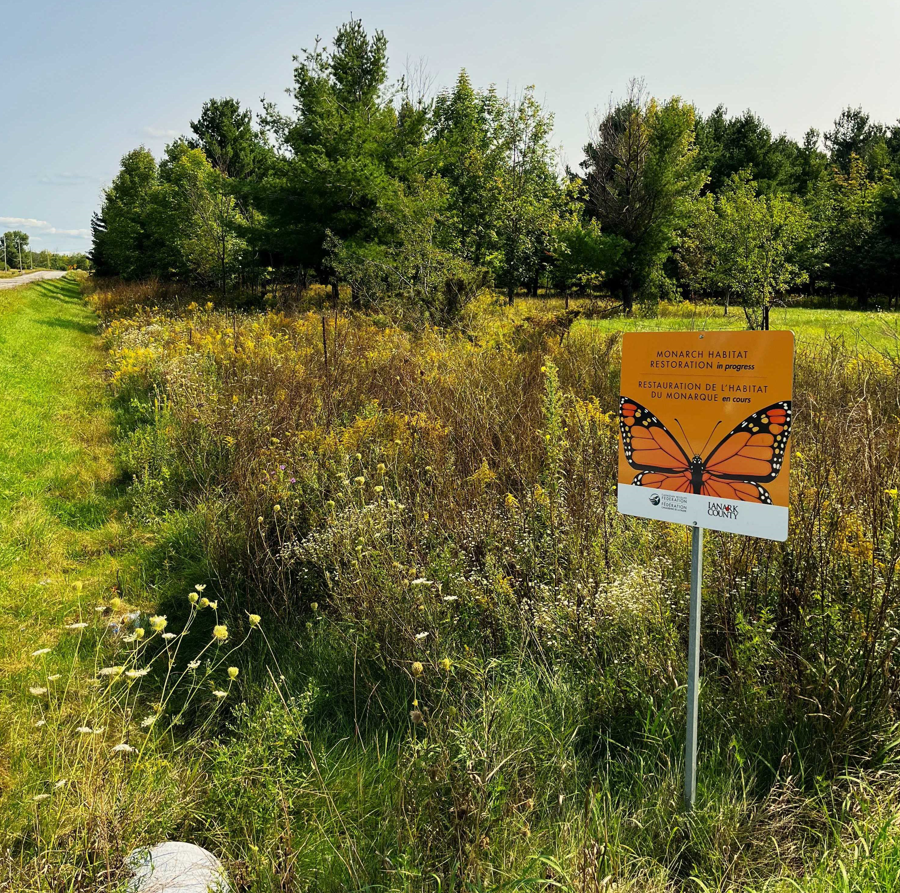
274;504;281;513
440;658;452;671
248;614;261;627
228;666;239;680
377;463;386;474
213;624;228;642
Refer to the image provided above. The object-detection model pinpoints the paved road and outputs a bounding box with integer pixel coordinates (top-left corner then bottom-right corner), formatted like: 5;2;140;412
0;270;68;290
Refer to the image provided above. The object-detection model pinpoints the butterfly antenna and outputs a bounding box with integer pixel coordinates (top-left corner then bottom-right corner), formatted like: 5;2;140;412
674;418;696;456
698;421;722;457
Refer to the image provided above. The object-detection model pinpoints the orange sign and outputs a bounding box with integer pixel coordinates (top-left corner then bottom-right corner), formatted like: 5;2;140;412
617;331;794;540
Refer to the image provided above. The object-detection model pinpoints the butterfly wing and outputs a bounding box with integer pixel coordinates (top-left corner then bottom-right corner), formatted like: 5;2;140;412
619;397;691;474
634;470;694;492
702;401;792;483
699;477;772;504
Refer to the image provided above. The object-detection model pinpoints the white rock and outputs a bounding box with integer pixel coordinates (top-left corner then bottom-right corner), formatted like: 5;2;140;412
126;842;230;893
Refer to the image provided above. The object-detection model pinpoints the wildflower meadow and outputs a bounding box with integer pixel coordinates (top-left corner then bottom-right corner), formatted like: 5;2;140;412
4;274;900;891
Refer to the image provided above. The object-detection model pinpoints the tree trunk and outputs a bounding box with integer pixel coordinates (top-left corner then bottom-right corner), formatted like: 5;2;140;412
331;279;339;307
507;285;515;306
622;280;634;315
529;271;539;298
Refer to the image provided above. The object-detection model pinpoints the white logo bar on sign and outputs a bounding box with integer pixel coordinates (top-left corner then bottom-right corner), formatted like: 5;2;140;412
617;484;789;541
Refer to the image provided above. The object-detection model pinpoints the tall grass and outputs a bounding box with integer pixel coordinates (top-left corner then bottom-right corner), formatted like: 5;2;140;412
5;279;900;891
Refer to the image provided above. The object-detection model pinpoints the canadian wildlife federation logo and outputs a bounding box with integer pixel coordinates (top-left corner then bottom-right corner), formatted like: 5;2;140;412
707;501;739;520
649;494;661;506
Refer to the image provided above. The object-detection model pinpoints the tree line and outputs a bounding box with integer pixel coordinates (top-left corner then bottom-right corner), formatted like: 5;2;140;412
91;19;900;323
1;231;90;273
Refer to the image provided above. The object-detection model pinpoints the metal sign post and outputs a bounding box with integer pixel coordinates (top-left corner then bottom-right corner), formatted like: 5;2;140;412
684;524;703;808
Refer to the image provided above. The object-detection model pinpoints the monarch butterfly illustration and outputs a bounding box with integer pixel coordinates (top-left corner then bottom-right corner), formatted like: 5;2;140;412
619;397;792;504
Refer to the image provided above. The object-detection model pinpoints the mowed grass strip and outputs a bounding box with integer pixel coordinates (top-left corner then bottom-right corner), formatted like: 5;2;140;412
0;274;133;689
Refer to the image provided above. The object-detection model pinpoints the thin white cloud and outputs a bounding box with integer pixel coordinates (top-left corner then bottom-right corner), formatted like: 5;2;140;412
0;217;89;240
141;126;180;139
0;216;50;228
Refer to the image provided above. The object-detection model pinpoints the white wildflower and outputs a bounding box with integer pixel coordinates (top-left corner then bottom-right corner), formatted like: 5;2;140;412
31;648;51;657
98;666;124;677
111;743;134;753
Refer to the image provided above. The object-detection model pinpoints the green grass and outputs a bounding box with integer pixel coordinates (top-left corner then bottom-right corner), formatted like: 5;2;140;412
0;273;134;746
575;300;900;352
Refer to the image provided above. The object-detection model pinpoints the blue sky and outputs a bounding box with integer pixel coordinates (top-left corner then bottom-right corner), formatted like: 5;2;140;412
2;0;900;255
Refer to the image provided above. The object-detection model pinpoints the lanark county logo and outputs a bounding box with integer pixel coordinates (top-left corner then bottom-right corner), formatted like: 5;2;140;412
708;501;739;520
649;494;661;506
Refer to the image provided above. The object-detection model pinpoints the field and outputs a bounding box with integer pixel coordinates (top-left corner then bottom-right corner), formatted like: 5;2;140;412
2;278;900;892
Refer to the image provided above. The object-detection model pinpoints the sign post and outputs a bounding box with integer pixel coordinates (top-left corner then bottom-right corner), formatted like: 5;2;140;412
617;331;794;808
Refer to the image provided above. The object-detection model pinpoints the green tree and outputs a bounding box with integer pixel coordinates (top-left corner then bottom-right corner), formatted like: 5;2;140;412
328;177;483;322
494;87;561;301
187;97;269;182
431;71;506;269
583;81;705;312
695;106;802;195
705;171;809;327
825;107;888;178
159;142;247;298
2;230;29;271
257;19;422;301
91;148;162;279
